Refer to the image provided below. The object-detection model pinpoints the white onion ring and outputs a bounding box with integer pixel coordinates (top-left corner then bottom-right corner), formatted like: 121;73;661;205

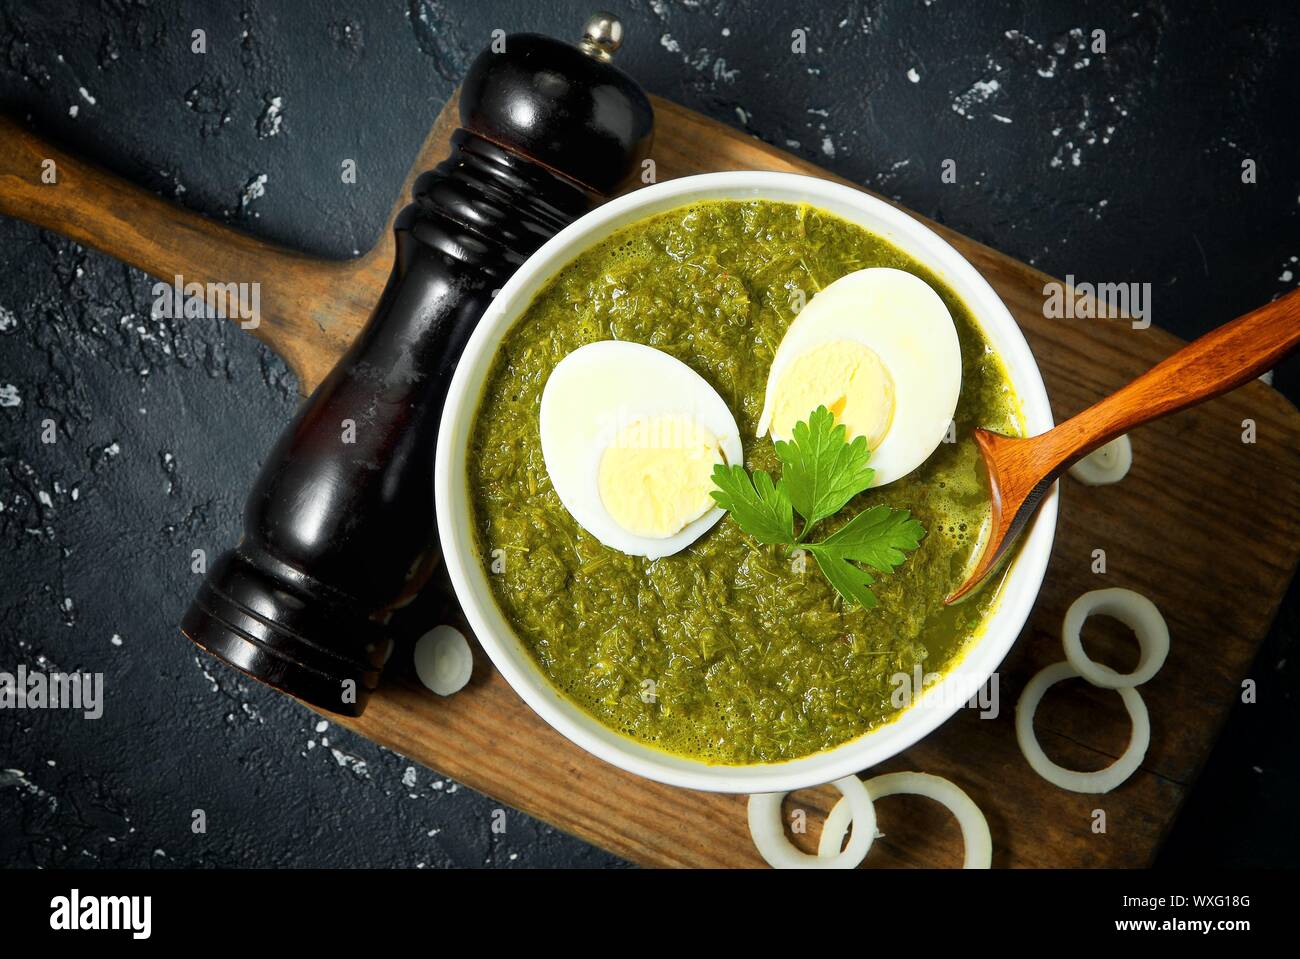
1068;434;1132;486
819;772;992;868
748;775;876;869
413;625;473;696
1062;588;1169;688
1016;661;1150;793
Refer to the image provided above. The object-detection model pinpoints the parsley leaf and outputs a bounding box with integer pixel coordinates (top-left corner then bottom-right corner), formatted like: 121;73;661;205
805;505;926;609
811;504;926;571
807;547;881;609
709;464;795;546
774;406;875;538
709;408;925;609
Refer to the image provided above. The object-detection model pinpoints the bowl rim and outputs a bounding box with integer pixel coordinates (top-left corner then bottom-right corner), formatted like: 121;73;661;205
435;170;1057;794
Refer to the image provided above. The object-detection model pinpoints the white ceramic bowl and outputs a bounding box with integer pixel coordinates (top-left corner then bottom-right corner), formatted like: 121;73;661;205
436;171;1057;794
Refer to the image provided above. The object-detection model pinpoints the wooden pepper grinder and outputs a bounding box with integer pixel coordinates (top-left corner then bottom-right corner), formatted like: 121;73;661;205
181;14;653;716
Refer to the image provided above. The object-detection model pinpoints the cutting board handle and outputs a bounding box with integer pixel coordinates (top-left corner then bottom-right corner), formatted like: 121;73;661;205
0;114;237;282
0;114;361;372
0;111;319;287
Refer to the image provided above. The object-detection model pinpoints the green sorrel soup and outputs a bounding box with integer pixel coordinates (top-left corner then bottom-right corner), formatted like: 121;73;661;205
467;199;1022;764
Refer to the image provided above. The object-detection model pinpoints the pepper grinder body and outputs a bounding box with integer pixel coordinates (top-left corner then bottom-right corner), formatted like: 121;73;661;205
182;26;652;715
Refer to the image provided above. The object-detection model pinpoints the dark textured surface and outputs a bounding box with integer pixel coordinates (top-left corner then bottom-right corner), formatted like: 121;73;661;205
1;0;1296;868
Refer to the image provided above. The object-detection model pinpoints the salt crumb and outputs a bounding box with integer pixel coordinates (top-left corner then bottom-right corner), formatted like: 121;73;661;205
257;96;284;138
951;78;1000;119
240;174;268;208
329;748;369;777
906;67;920;83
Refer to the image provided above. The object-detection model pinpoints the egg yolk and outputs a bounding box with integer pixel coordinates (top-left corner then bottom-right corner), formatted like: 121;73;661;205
598;415;725;539
769;339;896;448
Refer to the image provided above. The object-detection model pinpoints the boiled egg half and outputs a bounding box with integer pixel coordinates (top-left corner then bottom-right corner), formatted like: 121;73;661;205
756;267;962;487
539;341;743;558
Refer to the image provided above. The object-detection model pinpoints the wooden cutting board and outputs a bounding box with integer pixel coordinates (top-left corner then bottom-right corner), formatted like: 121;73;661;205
5;94;1299;868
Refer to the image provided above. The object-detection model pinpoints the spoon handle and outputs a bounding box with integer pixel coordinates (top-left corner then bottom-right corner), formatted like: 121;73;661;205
1030;287;1300;477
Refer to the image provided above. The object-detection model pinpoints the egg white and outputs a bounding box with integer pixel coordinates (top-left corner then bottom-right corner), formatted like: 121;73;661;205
539;341;743;559
757;267;962;488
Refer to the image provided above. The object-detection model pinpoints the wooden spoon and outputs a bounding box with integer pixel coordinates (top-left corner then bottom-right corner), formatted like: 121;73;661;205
946;287;1300;604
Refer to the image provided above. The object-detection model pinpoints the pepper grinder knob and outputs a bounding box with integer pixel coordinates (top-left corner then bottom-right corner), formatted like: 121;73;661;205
459;20;652;196
580;12;624;60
